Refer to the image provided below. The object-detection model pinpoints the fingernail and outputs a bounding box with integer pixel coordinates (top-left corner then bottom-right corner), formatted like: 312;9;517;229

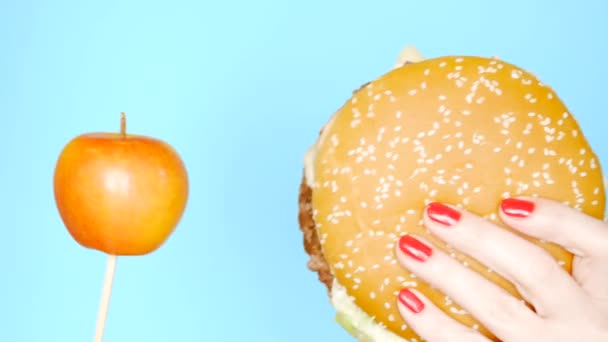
398;235;432;262
501;198;535;218
398;288;425;314
426;202;461;227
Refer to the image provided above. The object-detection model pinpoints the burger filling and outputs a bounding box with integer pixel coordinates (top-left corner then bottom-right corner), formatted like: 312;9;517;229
331;279;407;342
299;146;406;342
298;46;430;341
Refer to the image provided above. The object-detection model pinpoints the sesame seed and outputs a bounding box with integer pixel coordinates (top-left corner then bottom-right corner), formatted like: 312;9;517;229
465;93;474;104
450;307;468;315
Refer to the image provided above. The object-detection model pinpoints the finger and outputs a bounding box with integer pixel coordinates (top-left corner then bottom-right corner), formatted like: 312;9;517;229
423;202;587;318
396;288;491;342
498;197;608;258
573;257;608;311
395;234;542;341
499;197;608;303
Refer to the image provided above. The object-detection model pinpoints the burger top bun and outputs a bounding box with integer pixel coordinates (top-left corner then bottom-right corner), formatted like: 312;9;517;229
306;47;606;340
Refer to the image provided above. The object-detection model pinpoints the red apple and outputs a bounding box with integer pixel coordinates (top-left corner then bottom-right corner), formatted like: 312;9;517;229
53;113;189;255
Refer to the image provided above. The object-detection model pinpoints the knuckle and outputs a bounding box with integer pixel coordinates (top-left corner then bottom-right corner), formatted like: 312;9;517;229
482;295;534;329
518;249;563;286
487;297;524;322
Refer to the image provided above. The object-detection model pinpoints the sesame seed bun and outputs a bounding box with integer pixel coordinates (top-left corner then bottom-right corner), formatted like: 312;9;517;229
300;46;606;341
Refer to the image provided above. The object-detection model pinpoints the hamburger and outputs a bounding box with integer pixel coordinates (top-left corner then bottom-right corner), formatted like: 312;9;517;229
297;46;606;341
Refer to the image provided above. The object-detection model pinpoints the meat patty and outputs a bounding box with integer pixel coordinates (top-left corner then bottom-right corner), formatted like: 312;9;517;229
299;81;382;293
298;173;333;292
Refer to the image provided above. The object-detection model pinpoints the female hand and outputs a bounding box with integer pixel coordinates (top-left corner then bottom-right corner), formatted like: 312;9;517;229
394;197;608;341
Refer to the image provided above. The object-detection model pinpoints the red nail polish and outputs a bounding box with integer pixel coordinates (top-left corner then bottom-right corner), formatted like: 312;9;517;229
501;198;535;218
426;202;461;226
398;288;425;313
398;235;432;262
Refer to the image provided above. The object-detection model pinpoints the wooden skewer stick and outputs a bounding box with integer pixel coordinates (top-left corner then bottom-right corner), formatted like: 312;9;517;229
94;254;118;342
94;115;125;341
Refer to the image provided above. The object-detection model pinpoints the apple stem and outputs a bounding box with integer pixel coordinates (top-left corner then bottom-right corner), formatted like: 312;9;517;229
94;254;118;342
120;112;126;138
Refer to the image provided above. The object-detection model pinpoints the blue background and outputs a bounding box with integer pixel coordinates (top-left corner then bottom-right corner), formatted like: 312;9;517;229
1;0;606;341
